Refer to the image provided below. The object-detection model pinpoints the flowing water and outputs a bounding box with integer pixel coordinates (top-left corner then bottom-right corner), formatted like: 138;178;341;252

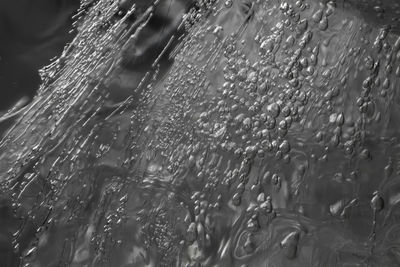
1;0;400;266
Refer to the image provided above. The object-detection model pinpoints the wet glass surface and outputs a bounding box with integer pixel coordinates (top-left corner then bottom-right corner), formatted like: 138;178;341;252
1;0;400;266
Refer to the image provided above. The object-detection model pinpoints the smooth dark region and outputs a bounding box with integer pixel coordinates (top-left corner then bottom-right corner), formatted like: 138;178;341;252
0;0;79;111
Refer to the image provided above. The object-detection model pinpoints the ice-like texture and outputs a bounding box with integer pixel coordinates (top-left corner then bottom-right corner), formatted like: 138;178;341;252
1;0;400;266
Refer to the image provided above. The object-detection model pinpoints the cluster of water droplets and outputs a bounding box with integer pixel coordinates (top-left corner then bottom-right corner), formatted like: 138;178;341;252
1;0;400;266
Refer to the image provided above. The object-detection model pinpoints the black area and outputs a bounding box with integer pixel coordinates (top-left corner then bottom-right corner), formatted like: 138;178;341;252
0;0;80;111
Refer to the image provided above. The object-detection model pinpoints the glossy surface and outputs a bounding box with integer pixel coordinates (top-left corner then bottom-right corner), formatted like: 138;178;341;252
1;0;400;266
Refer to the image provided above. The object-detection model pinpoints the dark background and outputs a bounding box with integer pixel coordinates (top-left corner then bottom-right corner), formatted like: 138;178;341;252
0;0;80;111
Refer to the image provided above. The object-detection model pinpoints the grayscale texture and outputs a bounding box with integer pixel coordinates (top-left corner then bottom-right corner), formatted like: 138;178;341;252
1;0;400;266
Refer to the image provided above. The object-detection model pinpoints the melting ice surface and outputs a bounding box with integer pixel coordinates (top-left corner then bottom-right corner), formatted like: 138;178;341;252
2;0;400;266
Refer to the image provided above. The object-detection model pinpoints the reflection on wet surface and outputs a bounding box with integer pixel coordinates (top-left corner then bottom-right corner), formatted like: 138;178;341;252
1;0;400;266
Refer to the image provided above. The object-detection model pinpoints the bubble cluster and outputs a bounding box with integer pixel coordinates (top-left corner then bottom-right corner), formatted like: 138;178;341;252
1;0;400;266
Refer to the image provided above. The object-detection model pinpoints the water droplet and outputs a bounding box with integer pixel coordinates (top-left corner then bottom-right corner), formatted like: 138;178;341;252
280;231;300;259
